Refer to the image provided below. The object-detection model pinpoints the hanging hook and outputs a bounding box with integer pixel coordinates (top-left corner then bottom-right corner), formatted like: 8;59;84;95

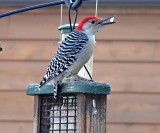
65;0;83;10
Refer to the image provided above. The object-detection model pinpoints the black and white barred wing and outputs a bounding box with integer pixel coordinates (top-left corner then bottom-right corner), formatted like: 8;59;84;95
39;30;89;88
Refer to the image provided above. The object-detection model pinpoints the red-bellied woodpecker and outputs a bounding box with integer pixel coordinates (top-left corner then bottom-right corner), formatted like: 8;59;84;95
39;16;116;98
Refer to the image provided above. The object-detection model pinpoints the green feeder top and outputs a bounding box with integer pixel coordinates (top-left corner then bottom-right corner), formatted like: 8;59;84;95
27;81;111;96
58;23;78;34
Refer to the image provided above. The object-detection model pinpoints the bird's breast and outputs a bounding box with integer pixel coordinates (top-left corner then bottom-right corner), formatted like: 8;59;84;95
62;35;96;77
71;35;96;72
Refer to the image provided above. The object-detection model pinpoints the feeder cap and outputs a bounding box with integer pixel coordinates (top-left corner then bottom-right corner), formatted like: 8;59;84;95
58;23;78;34
27;81;111;96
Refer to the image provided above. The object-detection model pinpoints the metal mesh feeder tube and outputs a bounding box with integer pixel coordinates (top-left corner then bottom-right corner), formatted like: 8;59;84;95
27;81;111;133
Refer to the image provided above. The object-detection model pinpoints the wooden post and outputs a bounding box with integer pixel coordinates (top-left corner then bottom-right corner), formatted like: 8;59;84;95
77;94;107;133
33;96;41;133
27;82;110;133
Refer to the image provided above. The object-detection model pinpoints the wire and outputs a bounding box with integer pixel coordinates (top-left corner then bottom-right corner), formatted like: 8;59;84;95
84;65;93;81
68;4;78;31
68;3;73;32
60;1;63;26
0;1;65;19
95;0;98;17
73;10;78;30
60;0;63;41
0;41;2;51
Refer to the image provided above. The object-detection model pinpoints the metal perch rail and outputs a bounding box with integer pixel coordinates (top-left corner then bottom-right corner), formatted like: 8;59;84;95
0;0;85;19
0;1;65;18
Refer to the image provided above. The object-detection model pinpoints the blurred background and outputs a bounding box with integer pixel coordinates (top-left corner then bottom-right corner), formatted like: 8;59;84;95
0;0;160;133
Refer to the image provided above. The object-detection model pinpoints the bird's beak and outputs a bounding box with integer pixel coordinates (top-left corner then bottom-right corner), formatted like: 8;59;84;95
97;16;117;26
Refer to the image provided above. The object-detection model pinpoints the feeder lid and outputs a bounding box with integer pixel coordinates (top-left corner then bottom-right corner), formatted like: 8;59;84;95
27;81;111;96
58;23;78;34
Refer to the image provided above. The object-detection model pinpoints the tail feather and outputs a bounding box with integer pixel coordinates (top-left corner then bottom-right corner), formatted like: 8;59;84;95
39;76;58;99
39;80;45;89
39;76;52;89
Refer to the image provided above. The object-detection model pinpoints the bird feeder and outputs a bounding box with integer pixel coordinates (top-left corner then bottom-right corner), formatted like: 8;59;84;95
27;24;111;133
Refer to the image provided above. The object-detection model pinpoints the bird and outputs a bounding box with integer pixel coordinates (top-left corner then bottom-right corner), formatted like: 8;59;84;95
39;16;116;98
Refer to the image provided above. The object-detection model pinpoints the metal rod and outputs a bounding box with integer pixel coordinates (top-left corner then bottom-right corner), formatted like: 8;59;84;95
95;0;98;16
60;1;63;41
60;0;63;26
73;10;78;30
68;3;73;32
0;1;65;19
84;65;93;81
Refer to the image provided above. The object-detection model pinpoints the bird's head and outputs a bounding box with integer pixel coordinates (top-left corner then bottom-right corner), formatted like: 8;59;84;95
75;16;116;35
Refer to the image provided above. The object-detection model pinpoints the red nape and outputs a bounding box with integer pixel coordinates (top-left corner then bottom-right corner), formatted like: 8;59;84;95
75;16;101;31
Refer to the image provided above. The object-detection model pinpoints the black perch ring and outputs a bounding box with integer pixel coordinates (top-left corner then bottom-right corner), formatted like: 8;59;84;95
65;0;83;10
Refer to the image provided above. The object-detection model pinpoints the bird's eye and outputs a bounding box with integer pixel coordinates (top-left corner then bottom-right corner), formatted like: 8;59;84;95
91;20;96;24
